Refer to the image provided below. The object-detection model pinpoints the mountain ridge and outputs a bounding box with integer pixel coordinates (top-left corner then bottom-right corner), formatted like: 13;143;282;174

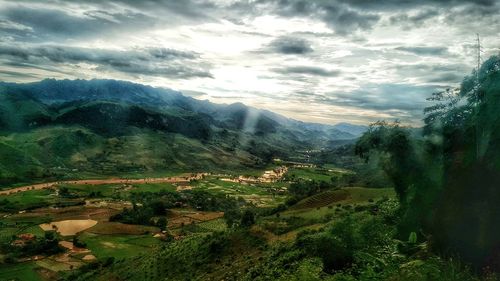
0;78;365;136
0;78;366;187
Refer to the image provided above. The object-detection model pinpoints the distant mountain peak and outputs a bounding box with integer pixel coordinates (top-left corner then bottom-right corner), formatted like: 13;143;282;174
332;122;368;137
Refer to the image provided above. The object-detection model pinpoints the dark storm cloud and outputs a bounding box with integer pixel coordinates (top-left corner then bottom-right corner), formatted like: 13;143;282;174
266;36;313;54
273;66;340;77
0;44;212;79
395;46;450;56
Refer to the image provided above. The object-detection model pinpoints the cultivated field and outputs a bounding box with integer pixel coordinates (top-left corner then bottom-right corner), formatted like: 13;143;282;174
0;165;392;280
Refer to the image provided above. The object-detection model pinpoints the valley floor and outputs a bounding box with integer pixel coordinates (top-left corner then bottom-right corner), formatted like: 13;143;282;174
0;165;400;281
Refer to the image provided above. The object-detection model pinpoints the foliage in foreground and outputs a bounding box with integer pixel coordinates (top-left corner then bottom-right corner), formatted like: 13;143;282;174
67;197;487;281
355;55;500;271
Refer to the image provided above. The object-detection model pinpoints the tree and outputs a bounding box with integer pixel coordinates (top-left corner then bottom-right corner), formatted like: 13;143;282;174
357;55;500;270
223;207;241;228
150;200;166;215
240;209;255;228
157;217;167;231
355;121;419;204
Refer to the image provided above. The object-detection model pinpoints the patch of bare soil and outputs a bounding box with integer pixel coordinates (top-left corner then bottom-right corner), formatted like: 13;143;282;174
40;219;97;236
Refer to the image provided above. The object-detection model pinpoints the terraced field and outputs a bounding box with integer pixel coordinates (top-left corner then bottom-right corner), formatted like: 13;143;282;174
290;189;350;210
197;218;227;232
290;187;395;211
79;233;160;259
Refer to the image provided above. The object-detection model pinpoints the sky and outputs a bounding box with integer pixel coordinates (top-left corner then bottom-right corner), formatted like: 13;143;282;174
0;0;499;125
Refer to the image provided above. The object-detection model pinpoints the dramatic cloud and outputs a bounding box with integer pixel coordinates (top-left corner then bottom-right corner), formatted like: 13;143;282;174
0;44;212;79
248;0;381;35
0;0;498;125
0;5;156;42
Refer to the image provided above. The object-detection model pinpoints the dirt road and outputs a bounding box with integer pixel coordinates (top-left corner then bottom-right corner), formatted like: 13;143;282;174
0;173;208;195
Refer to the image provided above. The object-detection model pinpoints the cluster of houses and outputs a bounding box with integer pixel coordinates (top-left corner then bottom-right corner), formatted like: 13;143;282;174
260;166;288;182
221;166;288;184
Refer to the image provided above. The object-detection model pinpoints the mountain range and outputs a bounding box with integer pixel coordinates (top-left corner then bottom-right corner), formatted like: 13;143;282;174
0;79;367;187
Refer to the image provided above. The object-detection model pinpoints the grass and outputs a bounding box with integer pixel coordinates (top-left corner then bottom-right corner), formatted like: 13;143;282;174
0;262;42;281
79;233;160;259
0;189;55;210
129;183;176;193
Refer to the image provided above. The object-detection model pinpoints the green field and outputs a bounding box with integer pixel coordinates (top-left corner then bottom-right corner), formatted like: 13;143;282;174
129;183;177;193
0;262;42;281
0;189;55;210
79;233;160;259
